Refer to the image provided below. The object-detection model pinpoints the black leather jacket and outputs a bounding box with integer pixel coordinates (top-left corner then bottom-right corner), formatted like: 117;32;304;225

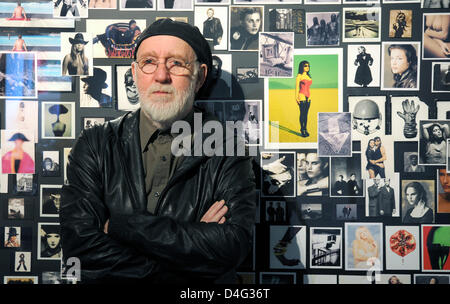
60;108;256;284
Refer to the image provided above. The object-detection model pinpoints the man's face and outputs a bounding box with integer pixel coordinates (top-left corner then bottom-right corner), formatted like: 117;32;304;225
212;59;220;79
410;155;418;166
243;12;261;35
350;175;356;181
375;138;381;147
207;9;214;18
439;169;450;193
384;178;390;186
374;179;380;186
339;176;343;181
47;233;60;249
130;23;136;30
305;153;323;180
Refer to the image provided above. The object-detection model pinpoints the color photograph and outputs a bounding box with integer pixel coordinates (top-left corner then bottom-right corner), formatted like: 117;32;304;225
423;13;450;60
422;225;450;272
41;101;76;139
342;7;381;43
1;129;35;174
438;169;450;213
0;52;37;99
345;222;383;271
385;226;420;270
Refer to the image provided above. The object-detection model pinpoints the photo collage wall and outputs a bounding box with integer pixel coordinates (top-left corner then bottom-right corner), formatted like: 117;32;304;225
0;0;449;284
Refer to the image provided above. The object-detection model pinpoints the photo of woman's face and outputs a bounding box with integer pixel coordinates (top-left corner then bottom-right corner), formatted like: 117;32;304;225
244;13;261;36
47;233;60;249
303;63;310;72
75;43;84;52
433;126;443;138
439;169;450;193
405;186;419;206
390;48;409;75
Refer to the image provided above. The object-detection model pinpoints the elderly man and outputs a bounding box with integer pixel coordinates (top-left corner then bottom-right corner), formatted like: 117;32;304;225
61;19;256;283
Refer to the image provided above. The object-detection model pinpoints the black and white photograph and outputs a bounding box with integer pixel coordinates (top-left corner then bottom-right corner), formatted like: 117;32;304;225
229;6;263;51
381;41;420;90
41;101;76;139
419;120;450;165
305;0;340;4
365;174;400;217
8;198;24;219
200;54;231;98
403;152;425;173
422;0;450;9
258;32;293;78
347;44;380;88
38;223;62;260
4;226;20;248
194;6;227;51
348;95;385;141
261;152;296;197
265;201;286;224
389;10;412;39
5;100;38;143
392;97;428;140
14;251;31;273
116;65;140;111
414;274;450;284
40;184;62;217
157;0;193;11
236;67;258;83
63;147;71;185
318;112;351;157
336;204;357;220
259;272;296;284
267;9;304;34
436;100;450;120
300;204;322;220
0;52;37;99
79;66;113;108
423;13;450;60
60;32;93;76
375;274;412;284
83;117;105;130
269;225;306;269
14;174;37;195
89;0;117;8
432;62;450;93
53;0;88;18
240;100;261;146
303;275;337;284
361;135;395;180
42;151;60;177
330;153;363;197
401;179;435;223
305;12;339;46
119;0;154;9
195;0;229;4
310;227;342;269
297;151;329;196
342;7;381;43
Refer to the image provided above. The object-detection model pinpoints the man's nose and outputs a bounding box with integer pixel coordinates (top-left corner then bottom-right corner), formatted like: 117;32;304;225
153;62;171;83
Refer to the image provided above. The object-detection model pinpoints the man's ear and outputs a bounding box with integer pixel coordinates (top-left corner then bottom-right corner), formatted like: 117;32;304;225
195;63;208;93
131;61;137;82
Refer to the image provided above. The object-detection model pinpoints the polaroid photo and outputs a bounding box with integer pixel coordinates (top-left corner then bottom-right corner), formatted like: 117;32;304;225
422;225;450;272
401;179;435;224
259;272;296;284
236;272;255;284
1;129;35;174
360;135;395;180
422;0;450;9
14;174;37;196
305;12;339;46
318;112;351;157
403;152;426;173
391;96;429;141
80;66;113;108
300;204;322;220
195;0;230;5
365;174;400;217
83;117;106;130
89;0;117;8
119;0;154;9
375;274;411;284
236;67;258;83
0;52;37;99
414;274;450;284
265;201;287;224
8;198;24;220
229;6;264;52
330;153;364;197
419;120;450;166
303;275;337;284
389;10;412;38
385;226;420;270
14;251;31;273
348;95;385;141
4;226;21;248
347;44;380;88
264;48;343;149
345;222;383;272
423;13;450;60
42;151;60;177
261;152;296;198
87;19;146;59
338;275;372;284
201;53;232;98
433;63;450;93
297;151;329;197
38;223;62;260
116;65;140;111
60;32;93;76
438;169;450;213
336;204;357;221
157;0;193;11
258;32;294;78
194;6;228;51
309;227;342;269
41;101;76;139
5;99;38;143
4;276;38;284
53;0;88;18
381;41;421;91
436;100;450;120
342;7;381;43
269;225;306;269
64;147;71;185
40;184;62;217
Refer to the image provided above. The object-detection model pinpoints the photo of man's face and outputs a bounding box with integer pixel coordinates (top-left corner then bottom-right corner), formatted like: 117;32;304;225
124;69;139;104
244;12;261;35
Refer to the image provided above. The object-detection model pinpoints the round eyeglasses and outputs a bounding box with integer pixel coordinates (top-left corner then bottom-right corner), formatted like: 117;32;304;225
135;57;196;76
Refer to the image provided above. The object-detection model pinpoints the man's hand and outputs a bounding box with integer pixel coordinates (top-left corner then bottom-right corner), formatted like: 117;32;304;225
201;200;227;224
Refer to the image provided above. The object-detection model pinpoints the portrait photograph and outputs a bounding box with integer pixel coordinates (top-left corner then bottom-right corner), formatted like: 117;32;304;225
269;225;306;269
236;67;258;83
3;276;38;284
338;275;372;285
89;0;117;8
261;152;296;198
40;184;62;217
116;65;140;111
53;0;88;18
414;274;450;284
41;101;76;139
305;12;339;46
391;97;428;141
419;120;450;165
318;112;351;157
1;129;35;174
300;204;322;220
157;0;193;11
4;226;21;248
422;225;450;272
348;95;385;141
336;204;357;221
265;201;287;224
79;66;113;108
259;272;296;284
83;117;105;130
258;32;294;78
423;13;450;60
42;151;60;177
365;174;400;217
401;179;435;224
265;48;343;149
389;10;412;38
437;169;450;213
14;251;31;273
14;173;37;196
422;0;450;9
346;44;380;88
303;275;337;284
7;198;24;219
194;6;228;51
309;227;342;269
385;226;420;270
119;0;154;9
38;223;62;260
432;62;450;93
229;6;264;52
375;274;411;284
381;41;420;91
60;32;93;76
342;7;381;43
5;99;38;143
200;53;232;98
87;19;146;58
0;52;37;99
297;150;329;197
330;153;363;197
436;100;450;120
345;222;383;271
403;152;426;173
361;135;395;180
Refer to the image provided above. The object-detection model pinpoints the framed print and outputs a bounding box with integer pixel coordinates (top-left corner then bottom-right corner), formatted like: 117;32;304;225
300;204;322;220
347;44;380;88
403;151;426;174
269;225;306;269
305;12;339;46
42;151;60;177
297;150;329;197
401;179;435;224
5;99;38;143
365;174;400;217
345;222;383;271
432;62;450;93
436;100;450;120
422;225;450;272
389;10;412;38
80;66;113;108
342;7;381;43
53;0;88;18
261;152;296;198
60;32;93;76
14;174;38;196
83;117;106;130
422;0;450;8
423;13;450;60
14;251;31;273
336;204;357;220
258;32;294;78
194;6;228;51
89;0;117;8
116;65;139;111
268;9;305;34
419;120;450;166
391;96;428;141
41;101;76;139
1;129;35;174
157;0;193;11
361;136;395;180
119;0;154;9
259;272;296;284
38;223;62;260
330;153;364;197
4;226;21;248
318;112;351;157
414;274;450;284
265;48;343;149
309;227;342;269
375;274;411;284
385;226;420;270
7;198;25;219
4;276;38;284
348;95;385;141
236;67;258;83
438;169;450;213
0;52;37;99
264;201;287;224
40;184;62;217
303;275;337;284
229;6;264;52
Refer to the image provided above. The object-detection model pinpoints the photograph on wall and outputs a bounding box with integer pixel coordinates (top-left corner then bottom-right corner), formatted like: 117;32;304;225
269;225;306;269
338;275;372;284
0;1;74;29
53;0;88;18
38;223;62;260
119;0;154;9
40;184;62;217
342;7;381;43
422;0;450;7
1;129;35;174
5;99;38;143
336;204;357;221
116;65;139;111
229;6;263;51
80;66;113;108
14;173;37;196
42;151;60;177
83;117;105;130
8;198;24;219
240;100;261;146
348;95;385;141
389;10;412;38
346;44;380;88
385;226;420;270
365;174;400;217
265;48;342;149
433;63;450;93
330;153;363;197
297;150;329;196
361;135;395;180
422;225;450;272
403;152;426;173
3;276;38;284
303;275;337;285
221;100;261;145
300;204;322;220
318;112;351;157
236;67;258;83
436;100;450;120
87;19;145;58
14;251;31;273
391;97;428;141
194;6;227;51
423;13;450;60
375;274;411;284
89;0;117;8
381;41;420;90
268;9;305;34
401;179;435;223
305;12;339;46
414;274;450;284
261;152;296;198
63;147;71;185
60;32;93;76
419;120;450;166
0;52;37;99
258;32;294;78
157;0;193;10
4;226;20;248
305;0;340;4
260;272;296;284
345;222;383;271
199;54;232;98
41;101;75;139
438;169;450;213
265;201;286;224
310;227;342;269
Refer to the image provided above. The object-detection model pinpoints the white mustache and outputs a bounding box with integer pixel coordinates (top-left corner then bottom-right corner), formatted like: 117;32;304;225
147;84;176;94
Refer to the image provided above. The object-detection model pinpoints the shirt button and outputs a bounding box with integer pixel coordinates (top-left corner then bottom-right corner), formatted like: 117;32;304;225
161;156;167;161
154;192;160;197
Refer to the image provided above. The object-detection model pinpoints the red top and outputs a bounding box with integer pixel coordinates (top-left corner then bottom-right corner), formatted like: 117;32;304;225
299;78;312;97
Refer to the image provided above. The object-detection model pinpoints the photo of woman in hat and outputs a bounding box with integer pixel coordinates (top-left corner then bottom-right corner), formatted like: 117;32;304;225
4;227;20;248
62;32;91;76
80;66;112;107
1;131;35;174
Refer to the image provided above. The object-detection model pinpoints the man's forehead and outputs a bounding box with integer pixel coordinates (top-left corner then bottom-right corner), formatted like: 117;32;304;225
136;35;195;59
